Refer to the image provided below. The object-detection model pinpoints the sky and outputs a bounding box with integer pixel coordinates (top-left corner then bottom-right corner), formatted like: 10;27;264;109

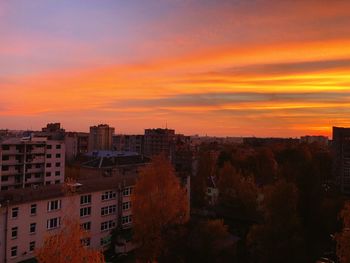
1;0;350;137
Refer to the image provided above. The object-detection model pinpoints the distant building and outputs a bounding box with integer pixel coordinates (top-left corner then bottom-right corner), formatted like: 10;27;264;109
89;124;115;152
0;136;65;191
113;135;144;155
300;135;328;145
144;128;175;158
0;176;135;262
64;132;89;162
333;127;350;194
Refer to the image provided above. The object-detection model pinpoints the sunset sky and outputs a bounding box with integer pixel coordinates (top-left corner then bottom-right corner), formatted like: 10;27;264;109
1;0;350;137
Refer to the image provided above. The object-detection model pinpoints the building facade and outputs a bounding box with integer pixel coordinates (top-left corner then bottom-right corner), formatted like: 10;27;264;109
0;178;134;263
333;127;350;194
89;125;115;152
0;136;65;191
144;128;175;158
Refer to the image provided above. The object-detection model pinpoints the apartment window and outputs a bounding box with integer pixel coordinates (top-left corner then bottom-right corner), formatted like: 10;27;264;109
101;191;116;201
55;162;61;167
2;155;9;161
35;173;41;178
55;171;60;176
56;144;61;149
46;181;51;185
29;241;35;252
46;163;51;168
100;237;111;246
12;207;19;218
81;238;90;247
122;202;131;211
56;153;61;158
1;176;8;182
47;200;61;211
30;223;36;234
47;217;61;230
35;164;41;168
11;227;18;239
80;195;91;205
81;222;91;231
122;215;132;225
55;180;60;184
2;165;9;171
2;145;9;150
101;205;117;216
25;174;32;179
46;172;51;177
10;246;17;258
100;220;116;232
30;204;37;215
46;145;52;150
1;186;8;191
123;187;132;196
80;207;91;217
46;154;52;158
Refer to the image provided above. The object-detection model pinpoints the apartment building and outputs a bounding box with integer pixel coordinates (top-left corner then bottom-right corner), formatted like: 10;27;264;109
89;125;115;152
333;127;350;194
0;136;65;191
0;177;135;263
144;128;175;158
113;135;144;155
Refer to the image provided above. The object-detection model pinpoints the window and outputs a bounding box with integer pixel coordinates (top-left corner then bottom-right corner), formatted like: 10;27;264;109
30;223;36;234
56;144;61;149
100;220;116;232
101;205;117;216
46;172;51;177
46;163;51;168
11;227;18;239
46;154;52;158
101;191;116;201
10;246;17;258
81;238;90;247
46;145;52;150
122;215;132;225
29;241;35;252
46;181;51;185
2;165;9;171
80;207;91;217
122;202;131;211
2;145;10;150
1;186;8;191
80;195;91;205
123;187;132;196
56;153;61;158
55;180;60;184
47;200;61;211
30;204;37;215
55;171;60;176
35;164;41;168
35;173;41;178
12;207;19;218
100;236;111;246
1;176;8;182
2;155;9;161
47;217;61;229
81;222;91;231
55;162;61;167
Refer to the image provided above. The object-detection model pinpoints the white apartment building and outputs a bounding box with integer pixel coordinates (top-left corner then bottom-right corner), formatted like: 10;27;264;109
0;136;65;191
0;177;135;263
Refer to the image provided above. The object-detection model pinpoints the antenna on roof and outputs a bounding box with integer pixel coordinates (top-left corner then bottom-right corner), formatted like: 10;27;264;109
166;121;168;129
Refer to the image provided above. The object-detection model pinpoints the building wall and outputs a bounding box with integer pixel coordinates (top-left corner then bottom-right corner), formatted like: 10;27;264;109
89;125;115;152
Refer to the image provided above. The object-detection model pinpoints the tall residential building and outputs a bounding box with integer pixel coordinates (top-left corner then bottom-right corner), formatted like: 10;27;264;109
0;136;65;191
0;177;135;263
89;125;115;152
144;128;175;158
333;127;350;194
113;135;144;155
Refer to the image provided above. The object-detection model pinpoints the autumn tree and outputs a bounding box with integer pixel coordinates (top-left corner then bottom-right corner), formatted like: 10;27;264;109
217;162;259;219
247;180;306;263
36;218;105;263
336;202;350;263
132;155;188;262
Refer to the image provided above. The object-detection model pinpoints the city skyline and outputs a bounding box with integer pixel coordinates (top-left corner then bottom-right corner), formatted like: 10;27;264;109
1;0;350;137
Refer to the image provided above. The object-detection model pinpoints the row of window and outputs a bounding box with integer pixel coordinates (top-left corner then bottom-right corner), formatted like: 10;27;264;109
10;242;35;258
46;153;61;159
1;143;61;151
46;162;61;168
101;220;116;231
45;171;61;177
11;223;37;239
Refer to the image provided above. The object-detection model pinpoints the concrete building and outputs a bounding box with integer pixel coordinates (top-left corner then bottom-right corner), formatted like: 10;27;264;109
0;136;65;191
113;135;144;155
0;177;135;262
300;135;328;145
333;127;350;194
89;125;115;152
64;132;89;162
144;128;175;158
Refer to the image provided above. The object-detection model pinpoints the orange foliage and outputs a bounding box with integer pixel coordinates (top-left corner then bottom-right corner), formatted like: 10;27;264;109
132;155;188;261
36;219;105;263
336;202;350;263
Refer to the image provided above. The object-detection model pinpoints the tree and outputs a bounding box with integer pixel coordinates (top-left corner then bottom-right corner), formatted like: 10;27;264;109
336;202;350;263
132;155;188;261
36;219;105;263
247;180;306;263
217;162;258;219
